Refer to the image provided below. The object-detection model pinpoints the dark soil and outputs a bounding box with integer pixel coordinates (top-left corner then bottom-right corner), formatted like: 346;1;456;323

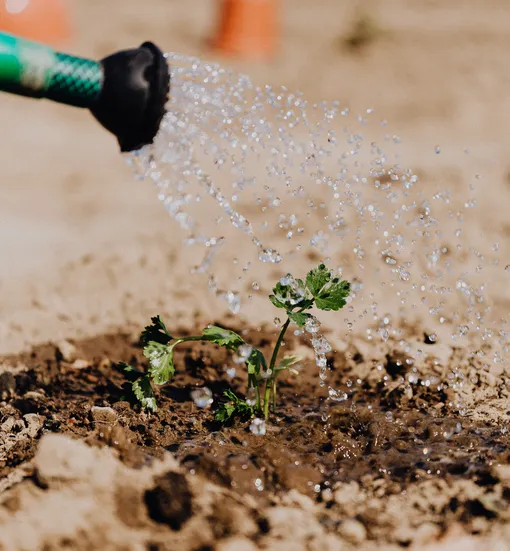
1;323;510;548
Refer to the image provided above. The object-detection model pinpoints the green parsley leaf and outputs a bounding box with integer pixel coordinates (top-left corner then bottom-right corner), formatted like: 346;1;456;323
315;279;350;311
288;311;312;327
132;375;158;412
201;326;244;350
269;294;287;309
140;315;172;346
246;349;264;376
215;402;236;422
119;362;144;377
215;389;254;423
270;278;311;311
276;355;302;371
305;264;350;311
143;341;176;385
305;263;331;297
223;389;239;402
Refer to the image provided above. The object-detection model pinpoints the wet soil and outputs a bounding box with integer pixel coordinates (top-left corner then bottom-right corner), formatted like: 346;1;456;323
0;323;509;549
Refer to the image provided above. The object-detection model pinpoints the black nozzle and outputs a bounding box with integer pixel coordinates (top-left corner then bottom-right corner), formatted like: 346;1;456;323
90;41;170;153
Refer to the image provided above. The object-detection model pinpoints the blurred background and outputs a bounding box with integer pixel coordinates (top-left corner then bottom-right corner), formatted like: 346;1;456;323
0;0;508;352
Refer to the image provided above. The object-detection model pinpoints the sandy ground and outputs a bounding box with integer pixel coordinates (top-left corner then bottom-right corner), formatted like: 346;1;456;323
1;0;510;353
1;0;510;549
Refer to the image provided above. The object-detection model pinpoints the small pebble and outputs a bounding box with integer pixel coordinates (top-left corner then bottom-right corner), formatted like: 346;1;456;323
56;340;78;362
334;481;363;508
24;390;45;401
339;519;367;544
413;522;441;545
23;414;44;438
1;417;17;432
71;359;91;369
90;406;118;429
321;488;334;503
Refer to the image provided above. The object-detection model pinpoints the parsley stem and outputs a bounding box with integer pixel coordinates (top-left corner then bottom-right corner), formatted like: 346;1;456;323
248;373;261;411
175;336;208;343
264;317;291;420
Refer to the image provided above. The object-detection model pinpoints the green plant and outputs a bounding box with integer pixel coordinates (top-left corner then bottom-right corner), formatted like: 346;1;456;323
120;263;350;422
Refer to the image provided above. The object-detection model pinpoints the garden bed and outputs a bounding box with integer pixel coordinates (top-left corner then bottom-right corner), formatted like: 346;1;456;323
0;323;509;550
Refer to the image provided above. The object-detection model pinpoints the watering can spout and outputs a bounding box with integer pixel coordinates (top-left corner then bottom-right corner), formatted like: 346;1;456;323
0;32;170;152
91;41;169;153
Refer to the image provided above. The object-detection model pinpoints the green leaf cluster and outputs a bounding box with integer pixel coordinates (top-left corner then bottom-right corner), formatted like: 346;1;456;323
306;264;350;311
269;264;350;327
120;320;261;414
120;263;350;424
215;390;254;423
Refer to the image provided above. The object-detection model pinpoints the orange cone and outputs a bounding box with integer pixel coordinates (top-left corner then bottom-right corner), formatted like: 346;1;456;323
211;0;278;60
0;0;72;48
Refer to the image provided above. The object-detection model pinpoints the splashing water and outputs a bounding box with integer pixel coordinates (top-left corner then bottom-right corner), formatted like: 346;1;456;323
249;418;266;436
125;52;510;410
191;387;213;408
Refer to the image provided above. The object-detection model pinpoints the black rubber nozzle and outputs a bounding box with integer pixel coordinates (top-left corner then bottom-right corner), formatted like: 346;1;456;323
90;41;170;153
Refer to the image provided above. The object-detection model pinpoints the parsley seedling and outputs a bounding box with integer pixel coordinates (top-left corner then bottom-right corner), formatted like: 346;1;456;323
120;263;350;422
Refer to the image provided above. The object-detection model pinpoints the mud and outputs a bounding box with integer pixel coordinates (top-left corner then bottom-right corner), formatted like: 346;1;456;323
0;324;509;550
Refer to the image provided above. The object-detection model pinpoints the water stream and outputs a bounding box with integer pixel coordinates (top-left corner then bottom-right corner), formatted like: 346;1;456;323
125;52;510;412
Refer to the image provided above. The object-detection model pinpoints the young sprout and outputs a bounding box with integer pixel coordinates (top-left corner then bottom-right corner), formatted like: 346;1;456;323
120;263;350;423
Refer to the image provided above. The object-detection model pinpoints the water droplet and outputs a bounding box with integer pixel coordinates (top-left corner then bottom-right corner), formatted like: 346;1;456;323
250;418;266;436
260;368;273;380
311;336;332;355
457;325;469;337
316;355;327;368
226;291;240;314
305;316;321;334
191;387;213;408
328;387;347;402
246;387;257;406
258;248;282;263
398;268;411;282
225;366;237;379
233;344;253;364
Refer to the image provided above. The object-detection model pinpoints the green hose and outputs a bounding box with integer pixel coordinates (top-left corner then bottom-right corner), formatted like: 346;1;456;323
0;32;170;152
0;31;103;108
